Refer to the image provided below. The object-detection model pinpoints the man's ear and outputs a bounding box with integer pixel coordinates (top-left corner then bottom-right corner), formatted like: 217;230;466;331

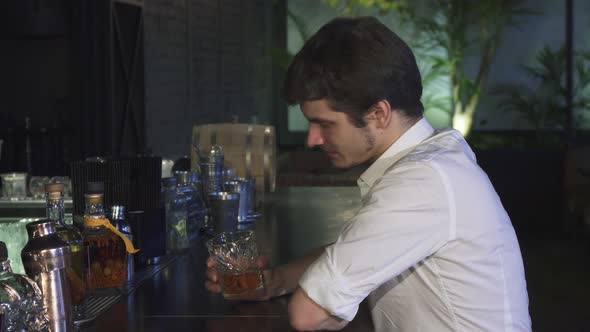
369;100;393;129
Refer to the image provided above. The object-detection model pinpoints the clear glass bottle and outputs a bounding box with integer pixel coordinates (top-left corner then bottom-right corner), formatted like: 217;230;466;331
175;171;203;240
162;177;189;253
109;206;134;284
82;184;129;291
45;183;86;306
0;241;48;332
188;171;208;231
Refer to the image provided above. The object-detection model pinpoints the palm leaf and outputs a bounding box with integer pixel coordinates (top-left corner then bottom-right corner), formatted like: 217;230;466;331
287;8;310;42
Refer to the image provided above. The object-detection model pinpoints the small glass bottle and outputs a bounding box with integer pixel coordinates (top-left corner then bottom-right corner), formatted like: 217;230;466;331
162;177;189;253
0;241;48;332
45;183;86;307
109;206;134;284
82;182;138;291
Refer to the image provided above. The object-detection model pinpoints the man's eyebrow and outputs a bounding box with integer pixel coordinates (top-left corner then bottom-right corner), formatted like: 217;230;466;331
307;117;336;124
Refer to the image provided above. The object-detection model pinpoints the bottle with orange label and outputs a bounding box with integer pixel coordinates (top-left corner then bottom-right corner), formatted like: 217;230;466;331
81;182;139;291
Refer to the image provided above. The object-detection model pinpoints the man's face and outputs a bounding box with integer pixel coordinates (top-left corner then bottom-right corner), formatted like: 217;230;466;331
301;99;378;169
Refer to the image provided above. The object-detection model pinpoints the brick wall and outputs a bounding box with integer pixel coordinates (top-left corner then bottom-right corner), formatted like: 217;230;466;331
144;0;281;160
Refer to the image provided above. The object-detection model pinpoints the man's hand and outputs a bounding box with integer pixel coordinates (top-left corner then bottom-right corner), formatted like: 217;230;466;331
205;247;327;302
205;256;274;301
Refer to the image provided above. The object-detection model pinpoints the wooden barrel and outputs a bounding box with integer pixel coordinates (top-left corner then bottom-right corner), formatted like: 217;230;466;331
191;123;276;193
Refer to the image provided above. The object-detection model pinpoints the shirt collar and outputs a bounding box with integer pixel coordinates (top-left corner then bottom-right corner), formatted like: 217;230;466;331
357;118;435;196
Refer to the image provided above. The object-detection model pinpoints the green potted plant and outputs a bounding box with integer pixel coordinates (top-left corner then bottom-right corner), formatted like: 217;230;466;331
493;46;590;146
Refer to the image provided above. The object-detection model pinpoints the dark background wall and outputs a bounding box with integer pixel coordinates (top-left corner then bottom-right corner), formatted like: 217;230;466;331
144;0;284;160
0;0;286;174
0;0;76;175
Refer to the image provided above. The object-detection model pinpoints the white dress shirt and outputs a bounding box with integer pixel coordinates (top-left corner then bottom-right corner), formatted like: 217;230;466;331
298;119;531;331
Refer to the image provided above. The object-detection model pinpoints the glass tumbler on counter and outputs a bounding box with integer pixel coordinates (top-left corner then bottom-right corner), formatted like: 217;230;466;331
29;176;50;199
0;173;27;200
206;230;264;299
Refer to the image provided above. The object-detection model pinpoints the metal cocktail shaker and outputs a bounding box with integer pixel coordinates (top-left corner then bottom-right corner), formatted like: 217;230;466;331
208;192;240;233
223;180;250;222
21;219;74;332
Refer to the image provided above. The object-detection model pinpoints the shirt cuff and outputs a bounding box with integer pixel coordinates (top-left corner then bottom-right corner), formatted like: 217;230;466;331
298;251;360;322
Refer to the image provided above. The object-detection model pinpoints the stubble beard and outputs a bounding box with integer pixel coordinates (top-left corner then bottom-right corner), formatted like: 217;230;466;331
334;127;376;169
363;127;376;152
329;127;377;169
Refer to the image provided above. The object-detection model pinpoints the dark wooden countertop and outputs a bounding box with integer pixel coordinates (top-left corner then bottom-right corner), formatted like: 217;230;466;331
81;187;374;332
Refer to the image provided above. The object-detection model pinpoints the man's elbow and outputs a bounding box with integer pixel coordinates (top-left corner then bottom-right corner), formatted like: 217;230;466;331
289;317;311;331
288;299;315;331
288;300;348;331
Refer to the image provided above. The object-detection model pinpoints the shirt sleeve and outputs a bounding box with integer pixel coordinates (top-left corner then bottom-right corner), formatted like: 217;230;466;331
298;161;453;321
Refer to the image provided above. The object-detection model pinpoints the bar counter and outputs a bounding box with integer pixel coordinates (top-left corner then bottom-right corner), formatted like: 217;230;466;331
81;187;374;332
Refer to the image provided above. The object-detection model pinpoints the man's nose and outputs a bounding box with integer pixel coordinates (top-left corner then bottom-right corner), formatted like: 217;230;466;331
306;125;324;148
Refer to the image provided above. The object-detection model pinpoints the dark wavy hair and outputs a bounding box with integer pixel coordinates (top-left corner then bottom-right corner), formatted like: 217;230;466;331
284;16;423;127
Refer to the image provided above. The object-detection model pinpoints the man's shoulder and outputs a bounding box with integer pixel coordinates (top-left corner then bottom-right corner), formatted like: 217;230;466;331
397;128;473;166
375;128;475;186
361;127;476;194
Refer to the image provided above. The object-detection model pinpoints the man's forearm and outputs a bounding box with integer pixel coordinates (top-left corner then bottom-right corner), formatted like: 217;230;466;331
266;247;325;298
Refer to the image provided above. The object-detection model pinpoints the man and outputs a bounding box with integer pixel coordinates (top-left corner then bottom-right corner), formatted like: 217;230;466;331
206;16;531;331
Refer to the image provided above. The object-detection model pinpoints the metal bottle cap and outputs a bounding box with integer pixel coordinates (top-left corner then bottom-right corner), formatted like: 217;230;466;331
45;183;64;193
209;144;224;157
86;181;104;194
208;145;224;163
22;220;71;273
26;219;57;238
